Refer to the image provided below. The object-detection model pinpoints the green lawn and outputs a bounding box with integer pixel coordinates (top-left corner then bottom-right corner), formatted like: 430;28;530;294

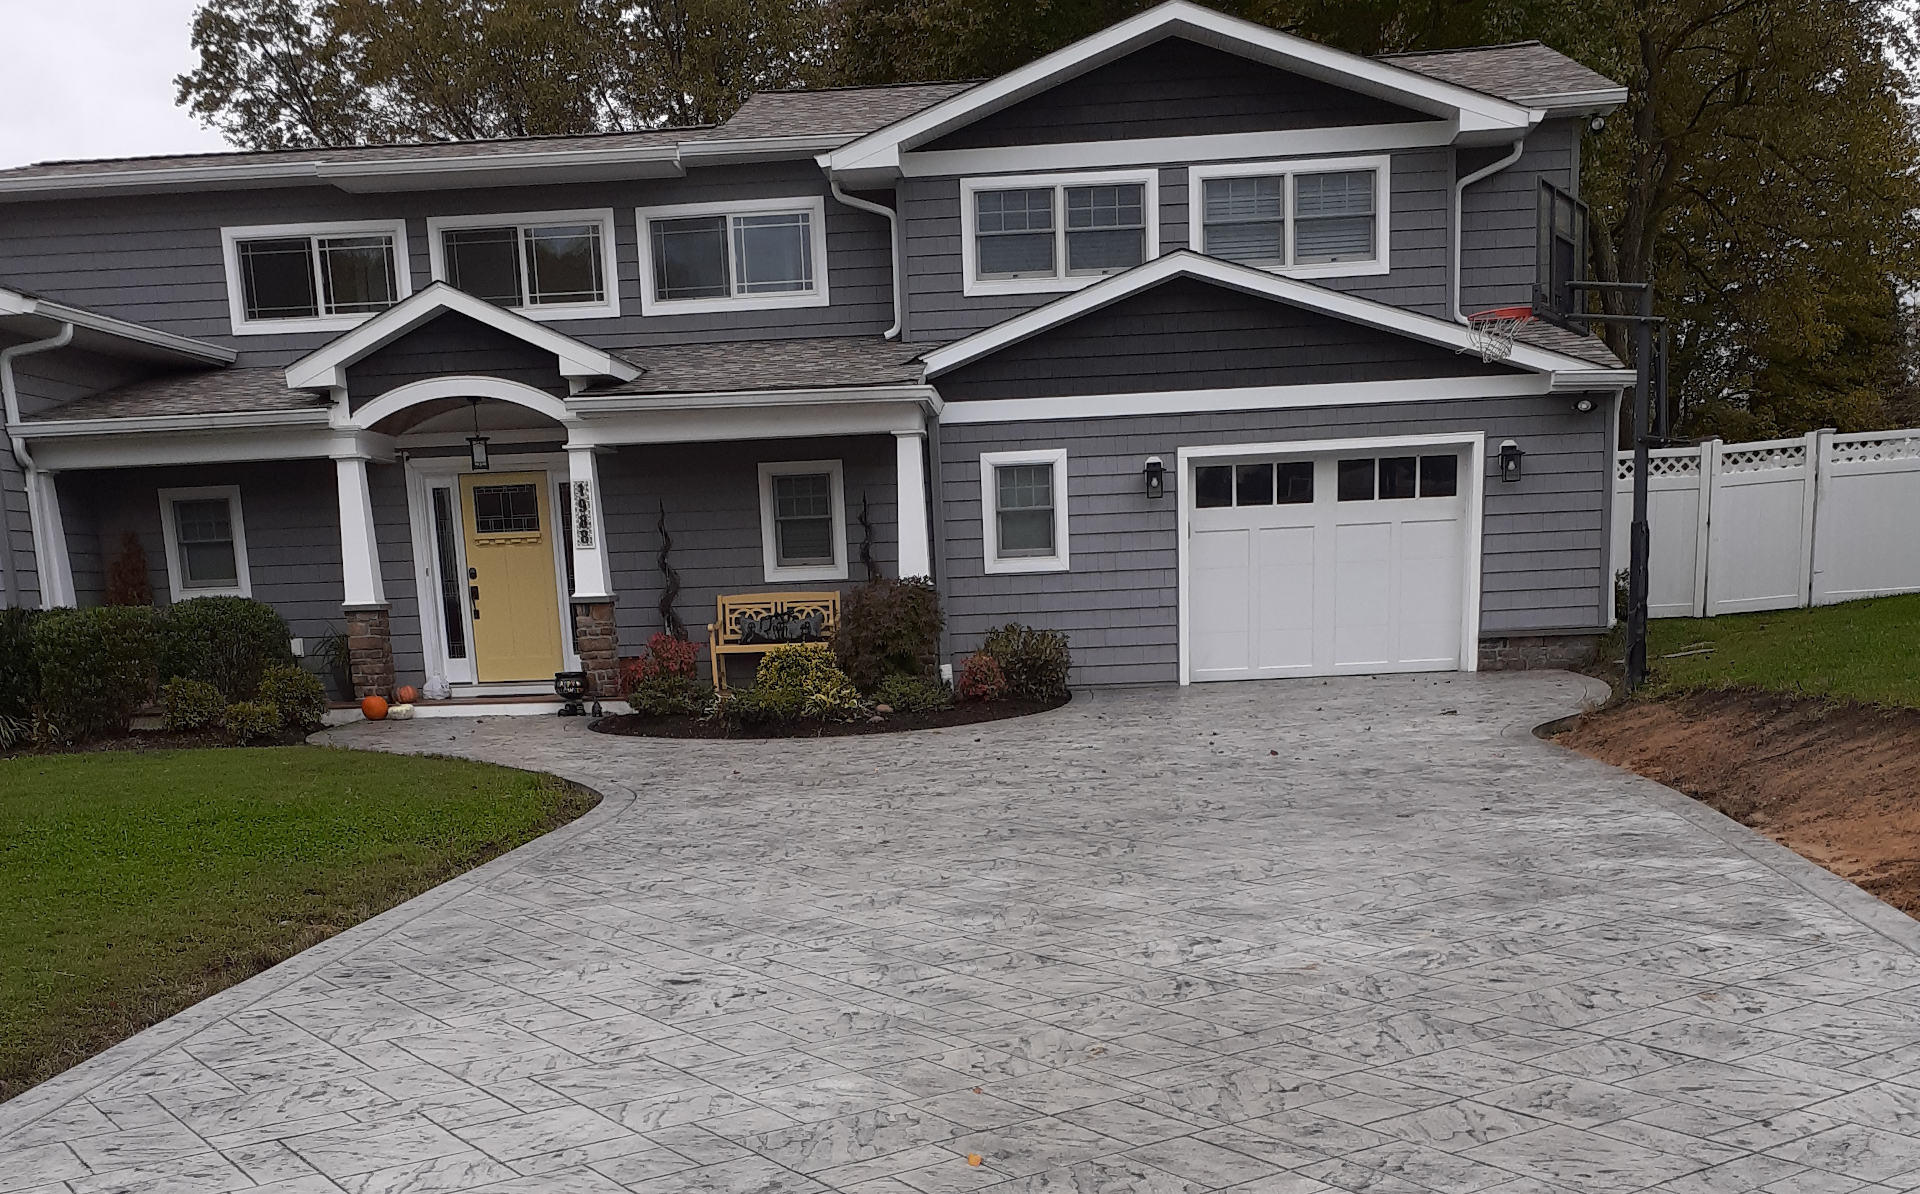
1646;593;1920;708
0;747;594;1100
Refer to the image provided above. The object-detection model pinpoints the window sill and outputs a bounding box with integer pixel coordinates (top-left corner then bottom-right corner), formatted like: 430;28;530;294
640;289;829;318
963;272;1122;299
173;583;251;600
230;311;384;337
1278;258;1390;280
509;299;623;323
982;555;1070;576
763;561;848;583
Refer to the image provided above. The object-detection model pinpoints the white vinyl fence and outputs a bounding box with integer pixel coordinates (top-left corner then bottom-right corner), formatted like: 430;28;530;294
1611;426;1920;618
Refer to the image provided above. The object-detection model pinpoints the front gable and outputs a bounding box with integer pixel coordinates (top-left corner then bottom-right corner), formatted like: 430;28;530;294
925;38;1436;152
343;312;567;409
933;276;1521;402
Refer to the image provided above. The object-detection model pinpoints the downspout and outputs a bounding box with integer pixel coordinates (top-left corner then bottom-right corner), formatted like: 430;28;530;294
829;178;902;339
0;321;74;609
1450;138;1526;324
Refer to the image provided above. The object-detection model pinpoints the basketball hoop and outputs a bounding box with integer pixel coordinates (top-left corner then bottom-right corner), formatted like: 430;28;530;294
1466;305;1533;362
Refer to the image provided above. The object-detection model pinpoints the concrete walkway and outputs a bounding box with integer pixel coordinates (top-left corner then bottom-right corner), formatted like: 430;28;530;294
6;673;1920;1194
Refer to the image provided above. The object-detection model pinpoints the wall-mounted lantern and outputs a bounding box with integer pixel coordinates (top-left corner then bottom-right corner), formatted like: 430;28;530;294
466;397;490;472
1499;439;1526;483
1144;456;1165;499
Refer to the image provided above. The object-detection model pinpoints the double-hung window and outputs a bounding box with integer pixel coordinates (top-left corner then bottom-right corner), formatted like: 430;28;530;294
158;485;251;600
981;449;1070;574
638;197;829;315
428;210;619;319
963;172;1157;296
1189;157;1389;278
222;221;409;334
758;460;847;582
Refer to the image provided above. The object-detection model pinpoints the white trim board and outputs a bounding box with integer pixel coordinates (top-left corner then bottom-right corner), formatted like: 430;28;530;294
937;376;1555;425
635;195;831;317
424;208;622;322
220;219;413;338
285;282;639;391
827;0;1535;181
900;123;1452;180
1175;430;1486;685
920;251;1632;384
959;169;1161;298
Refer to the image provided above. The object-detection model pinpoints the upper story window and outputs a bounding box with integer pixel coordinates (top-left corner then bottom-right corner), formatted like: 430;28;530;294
961;171;1159;298
220;220;411;336
1188;156;1390;279
426;209;620;321
636;197;830;316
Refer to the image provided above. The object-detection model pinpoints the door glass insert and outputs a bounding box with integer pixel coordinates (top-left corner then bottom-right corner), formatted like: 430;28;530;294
430;487;467;659
1234;463;1274;506
1419;454;1459;498
1379;456;1418;500
1276;461;1314;503
1337;458;1376;501
1194;465;1233;509
471;483;541;534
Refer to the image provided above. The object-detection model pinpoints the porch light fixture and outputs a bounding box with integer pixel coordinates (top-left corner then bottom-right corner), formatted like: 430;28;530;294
1499;439;1526;483
1572;397;1596;414
466;398;490;472
1143;456;1165;499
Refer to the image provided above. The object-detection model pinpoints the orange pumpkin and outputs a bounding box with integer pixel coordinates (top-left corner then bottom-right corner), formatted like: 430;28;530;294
395;684;419;704
361;695;390;721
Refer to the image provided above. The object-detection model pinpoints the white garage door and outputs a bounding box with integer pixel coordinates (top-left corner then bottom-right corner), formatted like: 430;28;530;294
1187;447;1471;681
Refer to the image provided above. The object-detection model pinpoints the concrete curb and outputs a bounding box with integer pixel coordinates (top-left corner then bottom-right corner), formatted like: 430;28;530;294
0;761;634;1143
1534;690;1920;959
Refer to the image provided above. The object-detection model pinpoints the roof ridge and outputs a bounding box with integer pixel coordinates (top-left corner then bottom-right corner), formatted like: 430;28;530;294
744;79;981;97
20;123;713;172
1375;40;1547;58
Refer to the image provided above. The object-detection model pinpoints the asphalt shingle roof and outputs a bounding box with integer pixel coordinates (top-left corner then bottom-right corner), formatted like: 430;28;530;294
1511;318;1624;368
589;337;928;397
26;369;328;421
1382;42;1623;105
715;82;977;140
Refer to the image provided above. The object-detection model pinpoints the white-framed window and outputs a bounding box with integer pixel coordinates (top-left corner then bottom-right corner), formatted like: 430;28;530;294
757;459;847;582
961;171;1160;297
220;220;412;335
980;449;1070;574
425;209;620;321
157;485;251;600
637;197;830;316
1188;156;1390;279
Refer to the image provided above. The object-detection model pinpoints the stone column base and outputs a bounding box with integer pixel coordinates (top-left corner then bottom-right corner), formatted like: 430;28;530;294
571;601;619;698
344;606;395;699
1478;633;1603;672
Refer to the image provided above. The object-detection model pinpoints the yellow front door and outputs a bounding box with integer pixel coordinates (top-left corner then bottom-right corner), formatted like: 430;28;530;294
459;472;564;682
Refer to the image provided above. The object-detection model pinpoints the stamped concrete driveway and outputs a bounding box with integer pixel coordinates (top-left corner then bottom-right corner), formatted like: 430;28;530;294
7;673;1920;1194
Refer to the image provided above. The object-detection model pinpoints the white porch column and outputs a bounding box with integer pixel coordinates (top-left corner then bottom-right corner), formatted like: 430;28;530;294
335;456;386;608
25;469;74;608
566;446;613;601
894;429;932;580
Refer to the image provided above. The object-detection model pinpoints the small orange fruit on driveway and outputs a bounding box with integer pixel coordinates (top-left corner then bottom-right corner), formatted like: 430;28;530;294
967;1155;983;1166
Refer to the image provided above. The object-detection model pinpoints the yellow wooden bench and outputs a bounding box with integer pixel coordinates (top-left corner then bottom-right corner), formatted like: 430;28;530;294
707;591;840;691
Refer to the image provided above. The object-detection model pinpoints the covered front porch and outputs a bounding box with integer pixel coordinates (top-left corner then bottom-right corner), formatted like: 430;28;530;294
20;287;938;704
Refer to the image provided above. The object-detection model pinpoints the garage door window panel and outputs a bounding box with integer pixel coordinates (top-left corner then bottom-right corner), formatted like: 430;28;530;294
1338;459;1376;502
1379;457;1418;500
1420;455;1459;498
1235;463;1274;506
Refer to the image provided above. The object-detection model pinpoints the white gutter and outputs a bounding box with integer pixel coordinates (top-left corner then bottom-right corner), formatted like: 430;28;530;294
14;406;331;439
827;179;904;339
1450;138;1526;323
1;320;75;607
573;383;938;414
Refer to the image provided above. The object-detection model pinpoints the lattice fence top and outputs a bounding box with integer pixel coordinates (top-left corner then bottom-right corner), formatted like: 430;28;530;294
1720;443;1807;474
1616;453;1701;481
1829;431;1920;465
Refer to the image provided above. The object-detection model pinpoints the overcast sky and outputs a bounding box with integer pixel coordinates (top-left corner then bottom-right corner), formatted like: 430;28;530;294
0;0;231;170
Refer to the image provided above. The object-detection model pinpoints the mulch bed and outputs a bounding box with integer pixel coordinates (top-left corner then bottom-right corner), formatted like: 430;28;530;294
1555;688;1920;916
592;695;1069;739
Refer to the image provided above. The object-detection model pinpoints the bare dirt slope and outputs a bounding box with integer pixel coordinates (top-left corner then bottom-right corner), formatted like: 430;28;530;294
1557;690;1920;915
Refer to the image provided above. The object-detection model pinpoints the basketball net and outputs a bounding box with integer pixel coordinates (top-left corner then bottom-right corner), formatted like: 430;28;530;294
1465;306;1533;362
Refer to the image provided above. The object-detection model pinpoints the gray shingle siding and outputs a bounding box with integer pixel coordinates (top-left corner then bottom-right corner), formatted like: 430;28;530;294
938;398;1612;687
1459;119;1578;317
923;39;1434;150
370;463;424;684
0;162;894;369
1;451;32;608
902;146;1456;343
55;461;347;646
345;312;566;409
934;277;1519;401
598;436;898;679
